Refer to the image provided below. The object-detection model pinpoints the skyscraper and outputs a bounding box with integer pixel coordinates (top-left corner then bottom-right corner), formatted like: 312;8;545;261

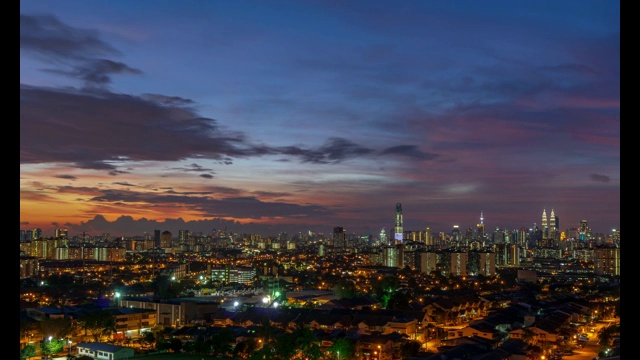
579;220;589;241
541;209;548;240
476;212;485;240
549;209;559;246
333;226;346;249
379;227;388;246
154;229;161;248
394;203;403;244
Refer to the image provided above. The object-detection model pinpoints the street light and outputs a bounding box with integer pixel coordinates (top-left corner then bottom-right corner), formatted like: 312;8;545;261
68;339;72;356
337;350;339;360
377;345;381;360
45;336;52;360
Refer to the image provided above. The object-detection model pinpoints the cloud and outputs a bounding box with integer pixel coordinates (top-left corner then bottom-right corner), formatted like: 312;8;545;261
589;173;610;183
20;14;119;59
380;145;439;160
141;94;195;107
82;188;330;220
280;137;374;164
22;86;420;170
45;59;142;88
73;214;295;238
113;181;138;187
21;14;141;88
173;163;215;173
19;85;252;166
54;174;77;180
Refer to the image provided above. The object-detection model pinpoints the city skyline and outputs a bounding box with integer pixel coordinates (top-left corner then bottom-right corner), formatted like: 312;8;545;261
20;1;620;238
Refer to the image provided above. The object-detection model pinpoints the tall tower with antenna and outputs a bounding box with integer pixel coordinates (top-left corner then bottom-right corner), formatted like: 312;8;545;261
394;203;403;244
476;211;485;240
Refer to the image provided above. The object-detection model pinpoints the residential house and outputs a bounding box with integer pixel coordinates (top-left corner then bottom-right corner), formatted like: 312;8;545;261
75;342;135;360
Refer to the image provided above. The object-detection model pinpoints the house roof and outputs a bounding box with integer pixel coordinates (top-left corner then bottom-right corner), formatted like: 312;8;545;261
76;342;133;353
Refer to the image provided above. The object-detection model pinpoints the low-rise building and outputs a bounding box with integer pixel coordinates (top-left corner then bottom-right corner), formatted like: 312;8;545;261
76;342;134;360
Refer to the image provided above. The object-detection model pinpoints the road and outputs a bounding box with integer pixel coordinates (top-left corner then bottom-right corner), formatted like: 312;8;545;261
562;319;618;360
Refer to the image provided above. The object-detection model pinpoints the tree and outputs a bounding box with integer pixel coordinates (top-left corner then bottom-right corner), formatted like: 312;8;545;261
76;310;116;342
257;317;276;345
155;337;169;352
167;337;183;353
39;318;73;340
233;338;258;358
247;347;274;360
373;276;400;308
292;323;322;359
210;328;234;357
20;345;36;360
520;327;537;347
272;332;296;359
141;330;156;348
597;323;619;348
152;275;189;299
180;340;199;354
42;338;64;358
386;291;411;311
199;339;214;355
327;338;355;360
20;319;38;346
400;341;421;357
333;279;357;299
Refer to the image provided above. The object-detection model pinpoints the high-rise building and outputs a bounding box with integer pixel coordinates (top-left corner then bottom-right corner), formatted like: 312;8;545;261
476;212;485;240
418;250;438;274
394;203;403;244
425;227;434;246
541;209;548;240
333;227;346;249
379;227;387;246
442;249;468;277
160;231;172;248
549;209;559;246
31;228;42;240
154;229;161;248
452;225;461;244
594;244;620;276
55;228;68;239
468;250;495;276
382;245;400;267
178;230;190;243
579;220;590;241
517;228;528;248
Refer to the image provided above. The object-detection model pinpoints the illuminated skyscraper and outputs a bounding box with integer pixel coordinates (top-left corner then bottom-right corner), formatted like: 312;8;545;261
394;203;403;244
452;225;461;245
476;212;485;240
541;209;548;240
379;227;388;246
579;220;589;241
549;209;559;246
382;245;400;267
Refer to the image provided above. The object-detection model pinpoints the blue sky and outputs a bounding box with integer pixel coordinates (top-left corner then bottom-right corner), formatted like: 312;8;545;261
20;1;620;238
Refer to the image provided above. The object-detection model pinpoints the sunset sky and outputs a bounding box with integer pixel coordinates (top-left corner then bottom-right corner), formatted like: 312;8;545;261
20;1;620;238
